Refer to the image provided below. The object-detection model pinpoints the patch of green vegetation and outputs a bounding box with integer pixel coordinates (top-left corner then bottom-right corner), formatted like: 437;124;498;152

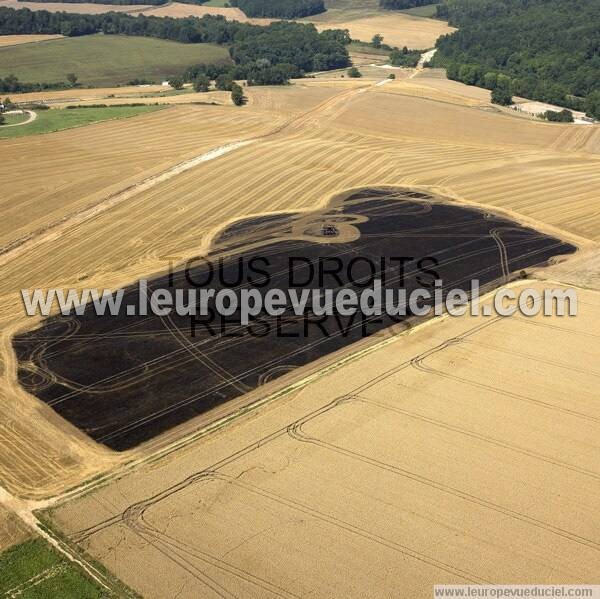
36;513;141;598
27;568;105;598
379;0;438;10
0;34;231;87
322;0;379;11
398;3;439;17
302;0;380;22
0;539;61;593
203;0;231;5
0;538;103;598
348;41;389;56
0;105;164;139
1;111;29;124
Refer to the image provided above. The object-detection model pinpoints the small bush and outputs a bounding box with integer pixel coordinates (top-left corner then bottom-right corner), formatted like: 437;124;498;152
542;109;574;123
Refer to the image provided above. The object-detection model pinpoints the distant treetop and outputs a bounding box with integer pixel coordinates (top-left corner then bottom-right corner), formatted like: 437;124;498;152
231;0;325;19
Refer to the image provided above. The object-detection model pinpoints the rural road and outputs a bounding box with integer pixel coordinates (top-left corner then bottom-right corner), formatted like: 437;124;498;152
2;109;37;127
417;48;437;69
410;48;438;78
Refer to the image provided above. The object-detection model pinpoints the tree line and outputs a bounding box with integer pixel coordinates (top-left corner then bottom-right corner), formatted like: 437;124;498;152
432;0;600;119
0;8;350;89
0;74;70;93
230;0;325;19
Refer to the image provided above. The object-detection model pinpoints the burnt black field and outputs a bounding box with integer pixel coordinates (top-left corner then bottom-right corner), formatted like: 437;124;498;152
14;188;576;451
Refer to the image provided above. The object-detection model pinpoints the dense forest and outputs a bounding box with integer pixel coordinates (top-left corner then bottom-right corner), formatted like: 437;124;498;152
380;0;438;10
0;8;349;91
432;0;600;118
230;0;325;19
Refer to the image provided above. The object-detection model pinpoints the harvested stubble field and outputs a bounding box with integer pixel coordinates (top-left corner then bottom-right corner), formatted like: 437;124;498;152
0;504;30;551
0;34;63;46
46;282;600;597
0;34;231;87
5;83;169;104
140;2;248;19
0;0;150;12
1;73;600;503
133;2;270;23
0;103;284;249
0;0;271;21
304;0;455;50
307;12;455;49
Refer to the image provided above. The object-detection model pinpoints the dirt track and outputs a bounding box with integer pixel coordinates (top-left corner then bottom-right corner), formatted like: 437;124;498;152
1;110;37;127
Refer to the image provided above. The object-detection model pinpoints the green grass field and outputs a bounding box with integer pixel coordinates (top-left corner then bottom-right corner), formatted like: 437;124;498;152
323;0;379;11
0;538;104;598
0;105;164;139
203;0;231;5
0;34;231;87
348;41;390;55
318;0;441;19
1;112;30;125
399;3;440;17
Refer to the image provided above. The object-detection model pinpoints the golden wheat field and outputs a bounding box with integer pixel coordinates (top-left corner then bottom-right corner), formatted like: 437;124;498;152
0;0;150;12
46;281;600;597
0;504;30;551
308;12;455;49
1;72;600;502
141;3;248;19
135;2;271;23
0;0;267;23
